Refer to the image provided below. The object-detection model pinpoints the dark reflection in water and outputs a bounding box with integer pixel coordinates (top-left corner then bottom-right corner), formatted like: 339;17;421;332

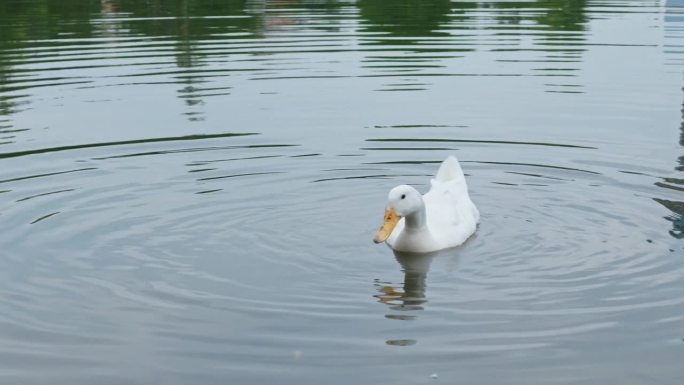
375;250;437;346
375;247;472;347
375;251;436;316
0;0;258;120
488;0;588;31
654;87;684;239
359;0;453;38
356;0;589;92
655;3;684;239
0;0;596;123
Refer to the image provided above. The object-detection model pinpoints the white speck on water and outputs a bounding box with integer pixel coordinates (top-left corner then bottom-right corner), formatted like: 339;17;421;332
293;350;302;360
431;373;438;379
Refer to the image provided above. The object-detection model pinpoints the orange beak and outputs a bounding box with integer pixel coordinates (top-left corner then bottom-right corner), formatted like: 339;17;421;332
373;207;401;244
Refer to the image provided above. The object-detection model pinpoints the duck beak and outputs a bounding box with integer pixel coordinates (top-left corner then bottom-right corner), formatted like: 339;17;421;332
373;207;400;244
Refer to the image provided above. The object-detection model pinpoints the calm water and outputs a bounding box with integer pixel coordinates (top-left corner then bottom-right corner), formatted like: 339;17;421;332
1;0;683;383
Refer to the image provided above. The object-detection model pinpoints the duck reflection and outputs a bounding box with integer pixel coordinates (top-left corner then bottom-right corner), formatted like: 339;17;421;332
374;250;437;320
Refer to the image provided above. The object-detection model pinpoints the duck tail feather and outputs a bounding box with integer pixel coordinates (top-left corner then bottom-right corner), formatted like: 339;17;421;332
435;155;465;183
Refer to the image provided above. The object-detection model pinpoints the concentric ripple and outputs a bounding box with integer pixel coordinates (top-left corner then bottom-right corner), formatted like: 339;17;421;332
0;0;683;384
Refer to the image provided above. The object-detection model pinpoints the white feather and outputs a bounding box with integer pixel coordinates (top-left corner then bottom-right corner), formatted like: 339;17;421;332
381;156;479;253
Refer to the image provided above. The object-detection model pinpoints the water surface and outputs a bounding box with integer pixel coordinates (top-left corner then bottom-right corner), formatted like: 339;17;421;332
0;0;683;384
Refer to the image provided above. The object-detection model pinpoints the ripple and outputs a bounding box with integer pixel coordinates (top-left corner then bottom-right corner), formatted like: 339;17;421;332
0;168;97;184
366;136;684;355
16;188;76;202
0;1;681;383
0;132;257;159
365;137;597;149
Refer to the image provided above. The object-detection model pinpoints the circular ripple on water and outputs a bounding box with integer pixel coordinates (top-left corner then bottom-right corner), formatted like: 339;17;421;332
356;144;684;356
1;138;683;370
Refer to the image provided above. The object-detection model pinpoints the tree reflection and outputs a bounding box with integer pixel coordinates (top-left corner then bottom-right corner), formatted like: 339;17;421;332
0;0;594;122
482;0;587;31
106;0;260;121
653;2;684;239
0;0;262;122
358;0;588;38
356;0;589;91
359;0;454;39
653;87;684;239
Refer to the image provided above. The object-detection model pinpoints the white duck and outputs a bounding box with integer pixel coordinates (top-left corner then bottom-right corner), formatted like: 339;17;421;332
373;156;479;253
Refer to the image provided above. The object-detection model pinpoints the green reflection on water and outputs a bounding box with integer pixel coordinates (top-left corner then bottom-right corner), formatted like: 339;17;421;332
0;0;593;120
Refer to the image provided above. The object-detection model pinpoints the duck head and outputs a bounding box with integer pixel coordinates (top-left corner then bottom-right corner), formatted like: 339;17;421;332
373;185;423;244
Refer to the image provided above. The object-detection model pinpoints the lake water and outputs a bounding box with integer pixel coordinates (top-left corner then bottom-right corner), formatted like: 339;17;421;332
1;0;683;383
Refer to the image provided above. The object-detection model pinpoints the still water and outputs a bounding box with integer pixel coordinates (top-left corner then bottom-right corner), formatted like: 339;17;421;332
1;0;683;383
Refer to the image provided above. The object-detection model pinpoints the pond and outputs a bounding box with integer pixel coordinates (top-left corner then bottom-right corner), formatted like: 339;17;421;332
0;0;683;383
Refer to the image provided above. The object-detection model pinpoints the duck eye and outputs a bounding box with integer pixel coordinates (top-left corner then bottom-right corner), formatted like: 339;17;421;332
401;194;406;199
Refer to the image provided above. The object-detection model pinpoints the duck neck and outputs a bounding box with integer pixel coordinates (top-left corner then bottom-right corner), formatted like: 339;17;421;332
404;202;427;232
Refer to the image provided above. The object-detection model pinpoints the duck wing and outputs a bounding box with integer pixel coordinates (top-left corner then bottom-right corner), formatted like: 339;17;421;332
423;156;479;246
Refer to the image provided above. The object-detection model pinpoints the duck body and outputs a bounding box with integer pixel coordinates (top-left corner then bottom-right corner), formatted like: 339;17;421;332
373;156;479;253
